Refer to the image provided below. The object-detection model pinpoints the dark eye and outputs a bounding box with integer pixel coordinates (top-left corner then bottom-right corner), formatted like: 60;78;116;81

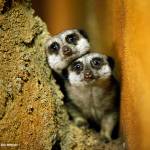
71;61;83;74
91;57;103;69
65;33;79;45
48;42;60;54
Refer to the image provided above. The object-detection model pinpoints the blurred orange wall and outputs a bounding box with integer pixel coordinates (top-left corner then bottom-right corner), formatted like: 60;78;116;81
32;0;87;35
121;1;150;149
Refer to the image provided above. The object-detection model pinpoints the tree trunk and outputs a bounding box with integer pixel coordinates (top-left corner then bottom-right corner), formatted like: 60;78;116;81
0;0;123;149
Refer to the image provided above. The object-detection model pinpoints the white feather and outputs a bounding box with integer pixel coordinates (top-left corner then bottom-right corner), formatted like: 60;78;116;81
69;72;82;86
47;55;66;73
99;65;111;77
76;38;90;54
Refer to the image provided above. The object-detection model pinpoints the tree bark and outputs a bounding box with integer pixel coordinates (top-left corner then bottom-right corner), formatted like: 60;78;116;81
0;0;123;149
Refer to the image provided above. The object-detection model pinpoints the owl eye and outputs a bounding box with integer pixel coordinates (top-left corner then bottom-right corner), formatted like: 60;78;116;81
71;61;83;74
48;42;60;54
65;33;79;45
91;57;103;69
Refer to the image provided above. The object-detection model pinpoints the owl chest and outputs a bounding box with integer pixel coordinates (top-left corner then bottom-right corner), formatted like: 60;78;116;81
70;86;106;121
69;86;90;107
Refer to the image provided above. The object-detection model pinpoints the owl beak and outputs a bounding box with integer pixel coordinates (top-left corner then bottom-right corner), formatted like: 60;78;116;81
62;45;72;56
84;70;93;81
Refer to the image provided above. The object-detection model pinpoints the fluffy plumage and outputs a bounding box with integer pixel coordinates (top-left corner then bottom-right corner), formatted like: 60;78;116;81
45;29;90;74
65;53;119;141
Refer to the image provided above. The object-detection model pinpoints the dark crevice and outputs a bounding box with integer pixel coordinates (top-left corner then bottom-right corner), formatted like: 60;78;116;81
38;79;41;84
0;111;6;120
1;0;13;14
21;37;36;48
21;30;43;48
52;139;61;150
0;91;14;120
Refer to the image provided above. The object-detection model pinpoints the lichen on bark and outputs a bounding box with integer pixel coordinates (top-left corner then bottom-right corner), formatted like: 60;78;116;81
0;0;123;149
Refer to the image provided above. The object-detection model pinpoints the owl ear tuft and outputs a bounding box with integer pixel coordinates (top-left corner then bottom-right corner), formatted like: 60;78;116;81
78;29;89;41
107;56;115;70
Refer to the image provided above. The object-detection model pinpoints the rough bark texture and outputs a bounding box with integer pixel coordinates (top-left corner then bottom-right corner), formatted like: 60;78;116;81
0;0;123;149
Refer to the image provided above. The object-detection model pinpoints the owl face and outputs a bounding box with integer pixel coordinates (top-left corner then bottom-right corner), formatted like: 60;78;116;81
45;29;90;74
68;53;113;86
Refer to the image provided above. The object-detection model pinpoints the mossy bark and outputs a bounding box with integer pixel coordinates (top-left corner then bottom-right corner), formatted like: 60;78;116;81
0;0;123;149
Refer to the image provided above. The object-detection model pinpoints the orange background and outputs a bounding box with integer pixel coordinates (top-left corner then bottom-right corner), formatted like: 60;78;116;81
32;1;150;149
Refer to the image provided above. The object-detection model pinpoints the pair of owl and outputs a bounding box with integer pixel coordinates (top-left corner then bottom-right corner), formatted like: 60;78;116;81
45;29;119;142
